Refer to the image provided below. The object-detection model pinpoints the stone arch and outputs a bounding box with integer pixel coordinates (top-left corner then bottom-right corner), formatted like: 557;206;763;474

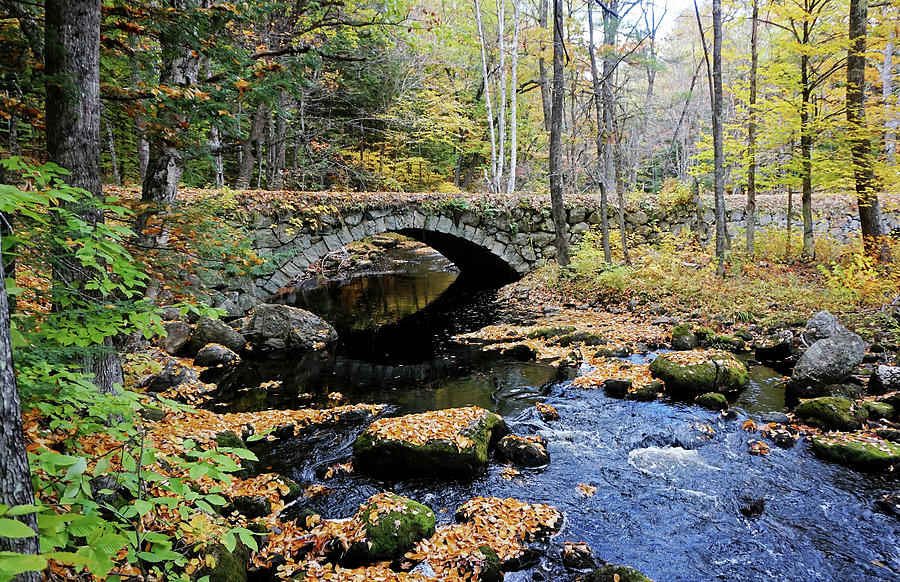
253;207;528;297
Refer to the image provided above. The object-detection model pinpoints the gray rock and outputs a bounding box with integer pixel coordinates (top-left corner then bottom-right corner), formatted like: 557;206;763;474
159;321;192;355
804;310;847;343
194;344;240;367
870;365;900;395
788;331;867;398
241;303;337;352
496;435;550;467
186;317;246;355
145;360;197;393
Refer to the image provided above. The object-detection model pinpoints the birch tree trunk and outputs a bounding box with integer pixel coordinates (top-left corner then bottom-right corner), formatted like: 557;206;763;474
496;0;507;190
537;0;552;132
884;28;896;163
474;0;499;192
506;1;520;194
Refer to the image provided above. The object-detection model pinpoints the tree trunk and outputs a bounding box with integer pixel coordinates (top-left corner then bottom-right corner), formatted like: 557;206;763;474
496;0;507;188
549;0;569;266
506;1;520;194
603;0;627;263
101;103;121;186
745;0;758;255
46;0;123;395
474;0;499;192
235;103;269;190
711;0;726;275
537;0;552;132
885;30;897;163
587;1;611;262
271;91;288;190
800;25;815;259
847;0;890;261
139;0;200;245
0;238;40;582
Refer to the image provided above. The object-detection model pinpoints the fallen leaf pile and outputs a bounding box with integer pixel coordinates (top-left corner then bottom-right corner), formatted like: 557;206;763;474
577;483;598;497
406;497;562;576
535;402;560;421
363;407;495;451
572;358;654;391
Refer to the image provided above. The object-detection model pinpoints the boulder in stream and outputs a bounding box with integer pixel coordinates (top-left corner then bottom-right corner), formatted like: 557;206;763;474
186;317;246;355
194;343;240;367
792;397;867;431
144;360;197;393
353;407;507;476
787;331;866;398
696;392;728;411
810;433;900;470
585;564;652;582
354;493;436;561
648;351;749;398
240;303;337;352
496;435;550;467
670;324;698;351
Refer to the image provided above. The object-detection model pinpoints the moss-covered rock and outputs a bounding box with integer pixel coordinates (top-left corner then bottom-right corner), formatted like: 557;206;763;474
194;543;249;582
356;493;436;561
810;433;900;470
625;381;662;402
559;331;607;347
473;545;502;582
601;379;632;398
585;564;652;582
703;334;746;352
353;407;507;476
670;324;698;351
863;401;895;421
648;351;749;398
527;326;576;339
793;397;867;431
496;435;550;467
696;392;728;411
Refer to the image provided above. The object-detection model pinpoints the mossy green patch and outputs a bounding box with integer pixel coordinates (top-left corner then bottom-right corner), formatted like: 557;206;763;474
793;397;867;431
359;493;436;560
527;326;576;339
585;564;652;582
810;434;900;470
696;392;728;410
648;352;749;398
863;401;895;421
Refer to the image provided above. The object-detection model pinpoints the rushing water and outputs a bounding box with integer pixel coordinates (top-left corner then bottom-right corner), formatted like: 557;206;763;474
225;243;900;582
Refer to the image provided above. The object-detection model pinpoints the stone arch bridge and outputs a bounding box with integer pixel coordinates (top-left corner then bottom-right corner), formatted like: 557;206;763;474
246;192;602;297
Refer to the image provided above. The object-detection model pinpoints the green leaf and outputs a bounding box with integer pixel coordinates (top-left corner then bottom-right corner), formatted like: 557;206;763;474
0;519;37;539
221;531;236;553
5;506;40;517
66;515;102;538
64;457;87;480
220;448;257;461
0;553;47;578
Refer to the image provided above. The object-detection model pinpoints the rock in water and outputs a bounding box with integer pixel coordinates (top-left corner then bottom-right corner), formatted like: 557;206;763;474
648;351;749;398
186;317;246;355
354;493;436;561
585;564;652;582
194;343;240;367
792;397;868;431
870;365;900;395
788;331;866;398
353;407;507;476
240;303;337;352
496;435;550;467
144;360;197;393
696;392;728;410
810;433;900;470
670;324;698;351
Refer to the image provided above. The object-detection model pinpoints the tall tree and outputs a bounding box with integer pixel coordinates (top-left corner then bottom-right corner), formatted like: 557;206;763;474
745;0;759;255
847;0;890;261
587;0;611;262
0;237;40;581
712;0;725;275
45;0;122;393
549;0;569;266
138;0;200;244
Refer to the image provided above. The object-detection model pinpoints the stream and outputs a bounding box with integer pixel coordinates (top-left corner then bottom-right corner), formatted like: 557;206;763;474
220;243;900;581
